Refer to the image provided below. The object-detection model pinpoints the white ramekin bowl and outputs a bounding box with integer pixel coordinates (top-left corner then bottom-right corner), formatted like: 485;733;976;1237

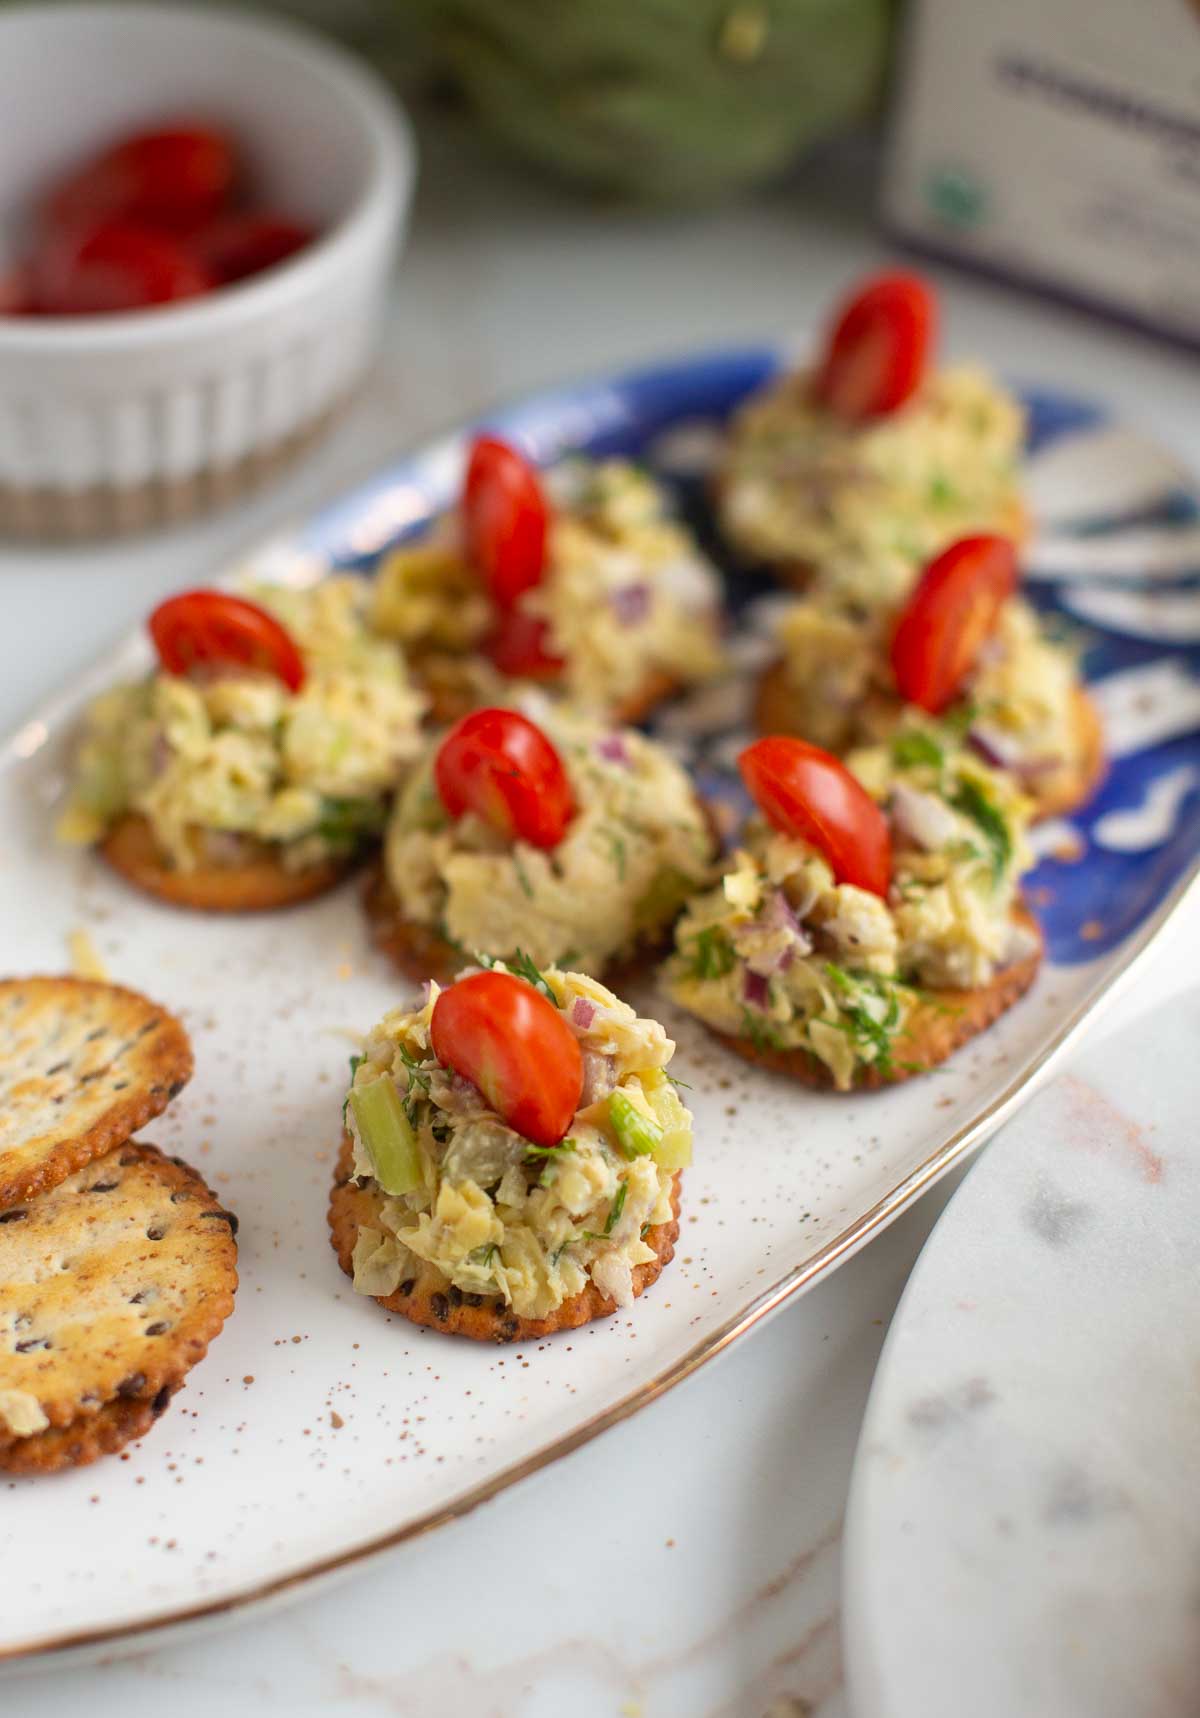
0;2;415;539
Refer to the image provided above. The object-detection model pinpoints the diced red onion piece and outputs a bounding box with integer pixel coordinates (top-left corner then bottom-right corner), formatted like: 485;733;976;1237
595;734;631;766
611;582;652;626
742;969;770;1010
968;722;1024;772
570;997;596;1029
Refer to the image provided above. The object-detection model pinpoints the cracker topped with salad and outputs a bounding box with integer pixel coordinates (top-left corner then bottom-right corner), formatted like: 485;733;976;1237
59;579;427;911
372;434;727;723
329;961;689;1341
662;732;1041;1090
715;271;1027;591
366;699;717;981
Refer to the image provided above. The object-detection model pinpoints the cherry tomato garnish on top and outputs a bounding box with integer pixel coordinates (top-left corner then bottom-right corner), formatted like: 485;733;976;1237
814;271;936;422
462;435;550;607
431;969;583;1148
191;213;315;286
148;590;306;691
434;707;574;850
890;534;1018;715
484;608;565;681
33;222;212;315
45;125;237;234
739;735;891;898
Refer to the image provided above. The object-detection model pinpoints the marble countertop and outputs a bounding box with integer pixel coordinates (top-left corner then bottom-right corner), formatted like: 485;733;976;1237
4;115;1197;1718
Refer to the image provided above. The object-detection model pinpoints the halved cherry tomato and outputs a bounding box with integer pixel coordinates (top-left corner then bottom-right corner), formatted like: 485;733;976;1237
434;707;574;849
890;534;1018;714
45;125;236;234
148;590;306;691
431;969;583;1148
191;214;315;285
484;608;565;681
34;222;212;314
814;271;936;422
739;735;891;898
462;435;550;607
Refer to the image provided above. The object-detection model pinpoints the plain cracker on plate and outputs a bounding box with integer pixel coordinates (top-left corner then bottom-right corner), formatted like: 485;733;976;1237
0;1141;237;1473
0;976;193;1211
328;1136;680;1342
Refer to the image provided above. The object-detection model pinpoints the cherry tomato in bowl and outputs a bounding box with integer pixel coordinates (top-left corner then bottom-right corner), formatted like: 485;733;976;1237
191;214;315;286
815;271;936;422
431;969;583;1148
890;534;1019;714
45;125;237;235
740;735;892;898
463;435;550;607
34;222;213;315
148;590;306;691
434;708;574;849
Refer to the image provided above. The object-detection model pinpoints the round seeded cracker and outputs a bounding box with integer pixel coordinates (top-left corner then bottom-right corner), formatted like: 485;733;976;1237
329;1136;680;1342
0;1142;237;1472
0;977;193;1211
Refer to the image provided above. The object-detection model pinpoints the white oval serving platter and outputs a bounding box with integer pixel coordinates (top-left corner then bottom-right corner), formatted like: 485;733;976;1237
0;347;1196;1666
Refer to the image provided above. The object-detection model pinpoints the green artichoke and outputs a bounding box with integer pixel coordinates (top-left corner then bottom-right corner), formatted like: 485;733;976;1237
426;0;893;202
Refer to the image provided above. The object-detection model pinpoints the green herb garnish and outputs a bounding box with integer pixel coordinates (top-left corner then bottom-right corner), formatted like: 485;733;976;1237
951;778;1011;883
468;1242;500;1269
315;796;386;848
824;963;903;1077
739;1007;782;1053
474;948;557;1005
341;1054;364;1122
685;925;736;981
891;729;944;772
512;853;534;900
524;1137;578;1186
603;827;627;882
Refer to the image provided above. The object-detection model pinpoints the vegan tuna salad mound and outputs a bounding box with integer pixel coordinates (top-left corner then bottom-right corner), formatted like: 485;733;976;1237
328;964;690;1340
372;452;726;723
59;579;427;911
367;698;717;982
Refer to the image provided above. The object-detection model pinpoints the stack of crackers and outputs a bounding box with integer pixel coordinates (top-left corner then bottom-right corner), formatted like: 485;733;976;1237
0;977;237;1474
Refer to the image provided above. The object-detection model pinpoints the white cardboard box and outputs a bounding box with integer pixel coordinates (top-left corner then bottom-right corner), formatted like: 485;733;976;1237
882;0;1200;347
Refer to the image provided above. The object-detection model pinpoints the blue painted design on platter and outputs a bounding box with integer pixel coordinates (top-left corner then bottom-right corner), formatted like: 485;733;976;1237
293;345;1198;967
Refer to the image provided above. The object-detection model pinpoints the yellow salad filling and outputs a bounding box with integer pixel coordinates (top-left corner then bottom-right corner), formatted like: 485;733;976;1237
384;698;715;971
771;592;1082;776
719;364;1025;588
663;740;1034;1089
345;966;690;1321
59;578;426;872
373;457;726;713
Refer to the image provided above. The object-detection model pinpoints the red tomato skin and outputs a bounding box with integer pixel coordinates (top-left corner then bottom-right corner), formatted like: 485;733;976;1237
34;222;212;315
462;436;550;607
484;608;565;681
739;736;892;898
148;590;306;691
192;214;315;285
434;708;574;849
814;271;936;422
46;126;236;234
890;534;1019;714
430;970;583;1148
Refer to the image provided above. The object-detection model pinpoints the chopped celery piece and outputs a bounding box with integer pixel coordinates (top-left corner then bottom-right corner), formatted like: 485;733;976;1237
608;1089;661;1160
642;1069;694;1170
348;1076;422;1196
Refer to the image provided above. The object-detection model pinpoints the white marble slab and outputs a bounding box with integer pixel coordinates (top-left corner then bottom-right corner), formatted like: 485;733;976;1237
844;987;1200;1718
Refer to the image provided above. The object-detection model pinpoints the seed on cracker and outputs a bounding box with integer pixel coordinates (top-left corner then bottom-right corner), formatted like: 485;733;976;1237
0;1142;237;1473
0;976;193;1212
